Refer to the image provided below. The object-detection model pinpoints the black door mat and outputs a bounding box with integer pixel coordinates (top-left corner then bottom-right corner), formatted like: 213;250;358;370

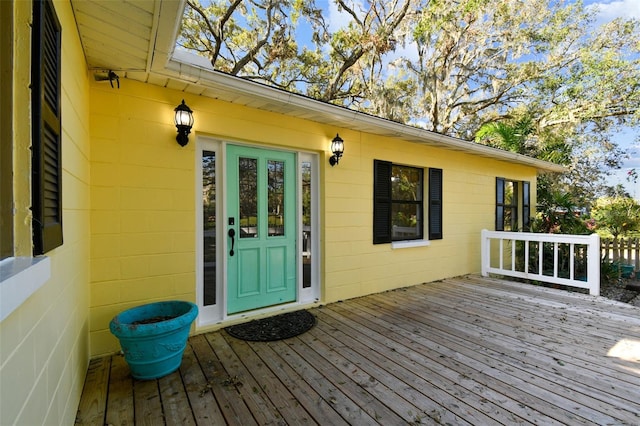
225;310;316;341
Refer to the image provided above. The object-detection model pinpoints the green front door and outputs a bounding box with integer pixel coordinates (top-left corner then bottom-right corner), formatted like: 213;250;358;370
226;145;297;314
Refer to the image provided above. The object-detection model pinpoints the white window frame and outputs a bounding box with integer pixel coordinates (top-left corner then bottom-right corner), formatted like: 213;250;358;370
196;138;224;325
298;152;320;304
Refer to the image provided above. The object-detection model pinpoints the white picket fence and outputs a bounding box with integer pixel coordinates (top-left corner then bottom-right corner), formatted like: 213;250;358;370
601;238;640;269
481;230;601;295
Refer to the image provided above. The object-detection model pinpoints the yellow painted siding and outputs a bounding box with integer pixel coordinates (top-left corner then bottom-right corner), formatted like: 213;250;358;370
89;82;199;355
89;78;537;355
0;1;91;425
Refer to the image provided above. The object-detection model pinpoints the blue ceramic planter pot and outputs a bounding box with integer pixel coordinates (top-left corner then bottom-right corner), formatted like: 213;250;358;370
109;301;198;380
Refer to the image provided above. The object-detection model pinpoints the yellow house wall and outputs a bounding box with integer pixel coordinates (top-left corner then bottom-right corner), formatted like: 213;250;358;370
89;82;200;355
89;78;537;356
0;1;91;425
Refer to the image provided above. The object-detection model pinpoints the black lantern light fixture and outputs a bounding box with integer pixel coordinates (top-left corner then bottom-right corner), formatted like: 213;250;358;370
329;133;344;166
174;99;194;147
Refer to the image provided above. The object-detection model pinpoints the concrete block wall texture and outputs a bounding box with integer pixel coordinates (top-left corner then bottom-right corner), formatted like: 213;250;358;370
89;78;537;356
0;1;91;425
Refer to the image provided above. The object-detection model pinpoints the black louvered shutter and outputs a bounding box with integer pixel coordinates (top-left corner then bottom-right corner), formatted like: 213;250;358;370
373;160;392;244
495;177;505;231
1;0;14;260
428;168;443;240
522;181;530;231
32;0;62;255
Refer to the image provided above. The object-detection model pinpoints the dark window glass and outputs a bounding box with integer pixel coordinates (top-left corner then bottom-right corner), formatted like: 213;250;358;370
391;165;423;241
238;157;258;238
496;178;520;231
523;181;531;231
267;160;285;237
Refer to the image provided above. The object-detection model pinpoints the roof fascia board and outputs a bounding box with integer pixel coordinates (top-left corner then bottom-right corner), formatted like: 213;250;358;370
150;0;185;73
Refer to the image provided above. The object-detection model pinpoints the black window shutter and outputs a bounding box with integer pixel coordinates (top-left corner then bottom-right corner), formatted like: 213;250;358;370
1;0;14;260
32;0;62;255
522;181;530;231
428;168;443;240
373;160;392;244
495;177;504;231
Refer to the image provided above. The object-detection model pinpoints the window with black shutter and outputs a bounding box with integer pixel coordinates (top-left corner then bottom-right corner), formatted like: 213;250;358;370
31;0;63;255
374;160;440;244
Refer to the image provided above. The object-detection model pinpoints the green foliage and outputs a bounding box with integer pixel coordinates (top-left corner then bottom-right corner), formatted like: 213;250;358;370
600;259;624;285
530;186;590;235
591;196;640;239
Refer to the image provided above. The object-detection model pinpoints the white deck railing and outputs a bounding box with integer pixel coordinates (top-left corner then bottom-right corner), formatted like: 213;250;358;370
481;229;601;296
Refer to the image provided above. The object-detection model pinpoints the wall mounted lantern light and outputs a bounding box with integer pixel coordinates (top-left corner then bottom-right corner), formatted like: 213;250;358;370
174;99;194;147
329;133;344;166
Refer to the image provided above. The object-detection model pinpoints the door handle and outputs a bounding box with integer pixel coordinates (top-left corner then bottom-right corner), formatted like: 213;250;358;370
228;228;236;256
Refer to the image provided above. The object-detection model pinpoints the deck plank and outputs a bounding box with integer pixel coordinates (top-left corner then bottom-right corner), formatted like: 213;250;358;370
265;338;383;425
76;356;110;425
105;354;134;426
319;303;544;425
204;332;285;424
414;280;640;392
189;334;257;425
426;280;640;418
360;290;635;424
158;369;196;426
76;276;640;425
246;339;349;425
223;333;318;424
309;311;482;425
179;341;226;425
295;326;422;424
133;378;164;425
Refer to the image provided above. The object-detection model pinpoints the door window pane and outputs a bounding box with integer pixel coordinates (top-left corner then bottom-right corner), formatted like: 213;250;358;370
202;151;216;305
268;159;285;237
239;157;258;238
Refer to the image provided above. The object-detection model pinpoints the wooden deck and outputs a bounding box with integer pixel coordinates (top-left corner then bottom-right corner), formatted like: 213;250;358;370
76;275;640;425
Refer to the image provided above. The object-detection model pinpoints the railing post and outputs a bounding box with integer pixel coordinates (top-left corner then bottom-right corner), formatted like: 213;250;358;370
481;229;489;277
588;233;601;296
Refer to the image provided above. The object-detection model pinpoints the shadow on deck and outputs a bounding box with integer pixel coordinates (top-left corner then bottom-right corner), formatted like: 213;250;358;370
76;275;640;425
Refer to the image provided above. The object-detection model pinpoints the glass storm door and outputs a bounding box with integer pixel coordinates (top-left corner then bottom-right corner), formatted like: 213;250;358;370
226;145;297;314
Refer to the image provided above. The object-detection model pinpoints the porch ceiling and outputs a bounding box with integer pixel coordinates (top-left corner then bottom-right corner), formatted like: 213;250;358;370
71;0;564;173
